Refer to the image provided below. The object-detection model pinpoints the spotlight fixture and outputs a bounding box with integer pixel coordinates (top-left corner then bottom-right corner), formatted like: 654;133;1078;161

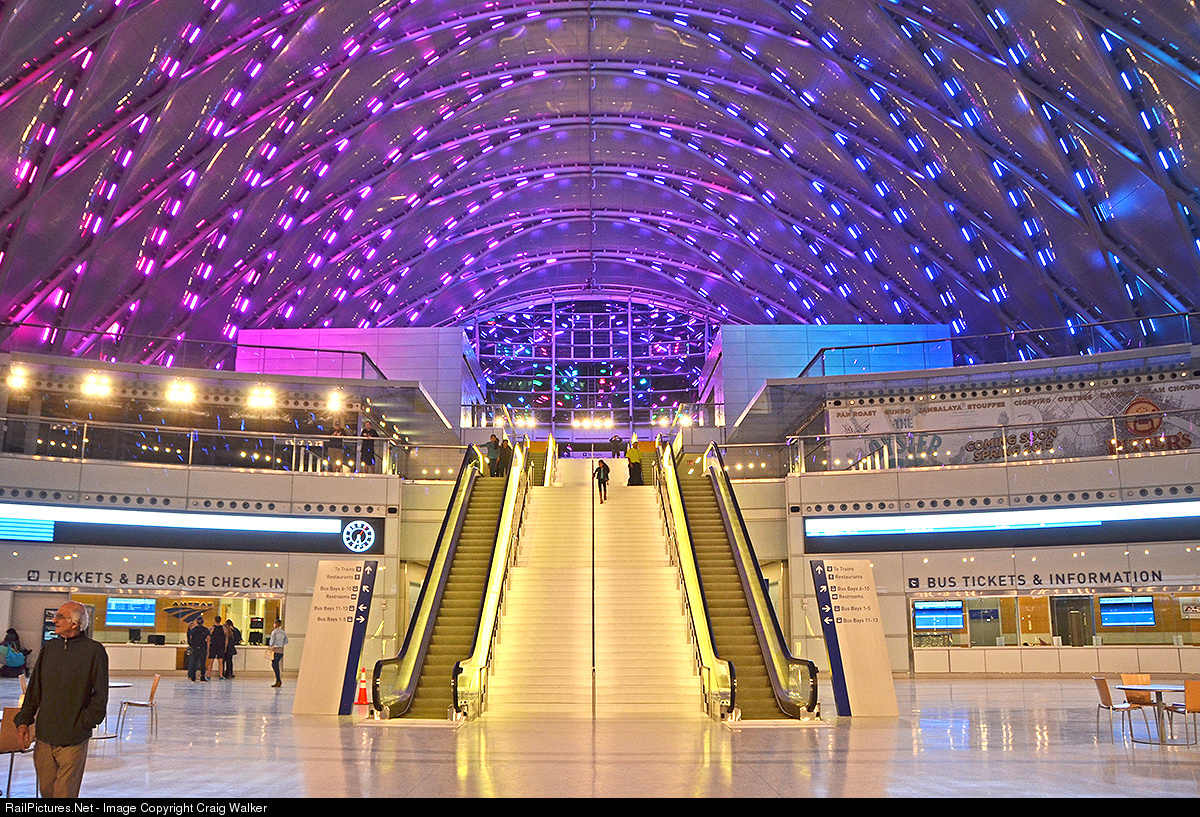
248;386;274;409
166;379;194;403
81;373;110;397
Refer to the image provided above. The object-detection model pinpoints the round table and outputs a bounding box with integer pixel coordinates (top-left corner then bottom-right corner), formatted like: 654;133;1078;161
1115;684;1188;746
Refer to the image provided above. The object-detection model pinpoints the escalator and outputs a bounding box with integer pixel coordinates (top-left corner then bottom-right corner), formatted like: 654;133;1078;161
678;470;785;719
404;477;506;717
527;435;556;487
669;443;818;721
528;444;547;486
373;446;515;719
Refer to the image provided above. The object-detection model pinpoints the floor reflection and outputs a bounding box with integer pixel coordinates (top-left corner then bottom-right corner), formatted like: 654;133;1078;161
5;675;1197;798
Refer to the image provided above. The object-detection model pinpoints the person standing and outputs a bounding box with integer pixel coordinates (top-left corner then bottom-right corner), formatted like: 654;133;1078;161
14;601;108;799
485;434;501;477
329;424;347;472
268;619;288;688
497;438;513;478
223;619;239;679
359;420;380;473
627;443;643;485
208;615;226;680
594;459;610;503
186;617;210;682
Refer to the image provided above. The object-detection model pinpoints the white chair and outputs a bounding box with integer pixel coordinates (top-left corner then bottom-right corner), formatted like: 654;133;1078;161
116;674;161;737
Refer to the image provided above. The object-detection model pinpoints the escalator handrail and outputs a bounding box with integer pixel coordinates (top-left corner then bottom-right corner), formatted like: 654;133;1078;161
703;443;819;716
655;436;734;720
453;438;530;719
372;446;486;717
543;431;557;487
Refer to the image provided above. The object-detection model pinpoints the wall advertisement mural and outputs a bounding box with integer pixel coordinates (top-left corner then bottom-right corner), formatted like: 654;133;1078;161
826;378;1200;468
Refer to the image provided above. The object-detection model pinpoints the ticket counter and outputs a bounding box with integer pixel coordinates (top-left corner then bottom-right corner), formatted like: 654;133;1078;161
68;592;283;674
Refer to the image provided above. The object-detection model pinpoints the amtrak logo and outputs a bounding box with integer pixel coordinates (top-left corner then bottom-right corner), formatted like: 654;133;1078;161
342;520;376;553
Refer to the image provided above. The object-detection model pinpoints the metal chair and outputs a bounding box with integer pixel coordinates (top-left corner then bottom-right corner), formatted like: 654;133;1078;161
1120;673;1153;705
1094;676;1151;742
116;674;161;737
1166;679;1200;745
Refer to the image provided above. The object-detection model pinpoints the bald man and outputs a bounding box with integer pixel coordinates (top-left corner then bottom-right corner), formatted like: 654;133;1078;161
15;601;109;798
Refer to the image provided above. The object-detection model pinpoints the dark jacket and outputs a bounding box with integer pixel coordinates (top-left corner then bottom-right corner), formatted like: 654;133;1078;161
15;634;108;746
187;624;210;656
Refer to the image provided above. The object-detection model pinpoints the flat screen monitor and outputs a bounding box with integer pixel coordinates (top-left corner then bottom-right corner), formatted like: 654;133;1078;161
913;599;965;630
1098;595;1156;627
106;597;157;628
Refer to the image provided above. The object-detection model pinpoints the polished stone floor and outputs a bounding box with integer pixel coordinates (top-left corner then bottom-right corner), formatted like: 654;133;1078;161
3;673;1198;798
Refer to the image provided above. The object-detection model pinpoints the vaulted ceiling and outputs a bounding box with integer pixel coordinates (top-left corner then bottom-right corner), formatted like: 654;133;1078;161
1;0;1198;368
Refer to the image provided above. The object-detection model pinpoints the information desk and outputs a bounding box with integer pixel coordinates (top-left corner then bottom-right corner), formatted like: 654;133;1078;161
1115;684;1188;746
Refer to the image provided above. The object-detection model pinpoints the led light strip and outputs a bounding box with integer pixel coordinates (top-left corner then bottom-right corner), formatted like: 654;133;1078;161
804;499;1200;538
0;502;341;536
0;518;55;542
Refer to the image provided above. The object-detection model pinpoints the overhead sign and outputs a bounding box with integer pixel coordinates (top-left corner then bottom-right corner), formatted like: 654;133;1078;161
810;559;897;717
293;560;378;716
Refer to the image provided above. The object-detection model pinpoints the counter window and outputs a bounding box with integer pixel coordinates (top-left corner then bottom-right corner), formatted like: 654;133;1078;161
912;591;1200;648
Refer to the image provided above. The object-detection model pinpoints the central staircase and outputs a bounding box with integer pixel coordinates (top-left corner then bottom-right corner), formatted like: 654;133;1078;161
484;458;703;718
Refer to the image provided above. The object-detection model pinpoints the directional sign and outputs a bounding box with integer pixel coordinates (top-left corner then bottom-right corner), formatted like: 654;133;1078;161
810;559;897;717
293;560;378;715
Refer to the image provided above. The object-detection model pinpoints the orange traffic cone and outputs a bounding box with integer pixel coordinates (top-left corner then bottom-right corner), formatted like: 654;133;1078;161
355;668;369;706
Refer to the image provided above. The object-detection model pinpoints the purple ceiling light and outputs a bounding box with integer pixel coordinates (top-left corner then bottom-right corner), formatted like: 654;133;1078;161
0;0;1197;370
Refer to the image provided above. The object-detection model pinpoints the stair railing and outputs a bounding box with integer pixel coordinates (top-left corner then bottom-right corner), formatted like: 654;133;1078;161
703;443;820;717
656;436;734;720
454;438;530;719
373;445;486;718
543;431;558;487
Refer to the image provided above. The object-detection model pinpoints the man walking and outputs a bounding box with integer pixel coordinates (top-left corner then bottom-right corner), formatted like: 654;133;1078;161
15;601;108;798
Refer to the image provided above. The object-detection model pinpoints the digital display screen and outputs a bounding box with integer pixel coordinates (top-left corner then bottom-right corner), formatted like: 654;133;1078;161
0;502;378;554
805;499;1200;553
1098;595;1156;627
106;597;157;628
914;599;965;630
